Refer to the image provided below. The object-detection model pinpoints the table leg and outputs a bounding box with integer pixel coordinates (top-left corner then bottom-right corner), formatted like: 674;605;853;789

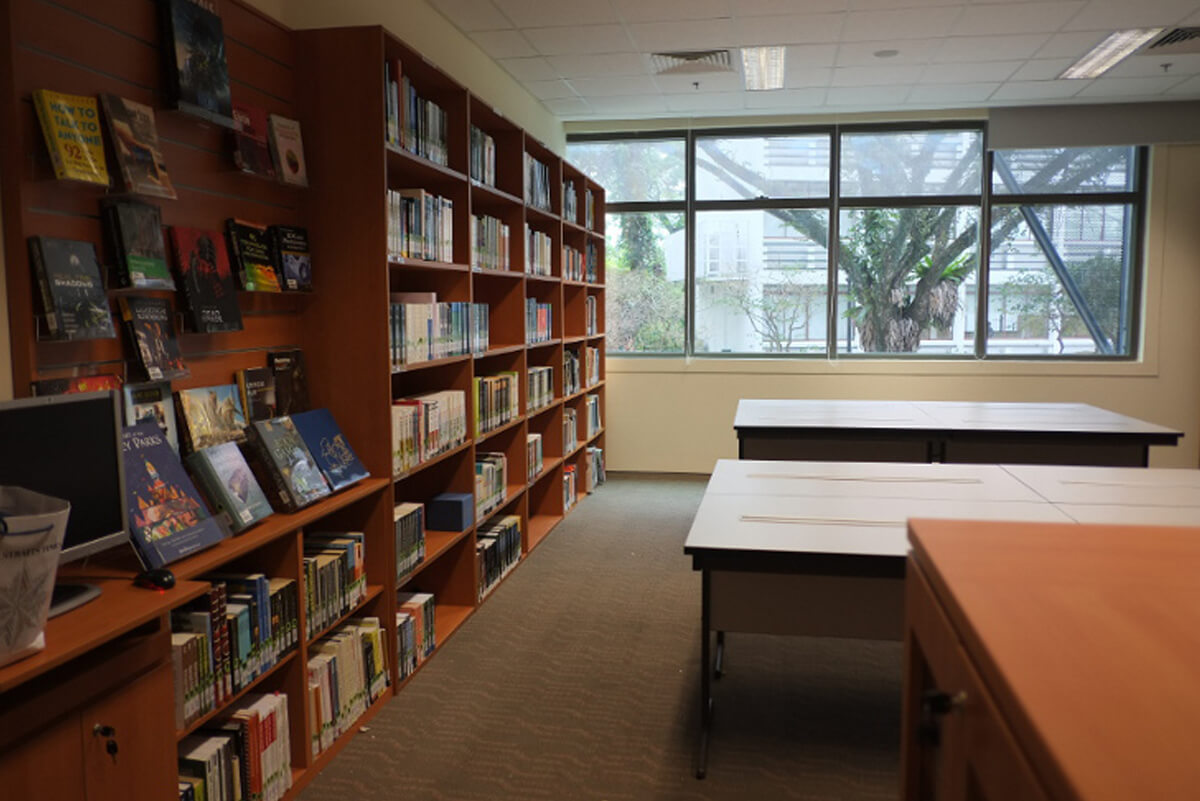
698;568;713;779
714;631;725;679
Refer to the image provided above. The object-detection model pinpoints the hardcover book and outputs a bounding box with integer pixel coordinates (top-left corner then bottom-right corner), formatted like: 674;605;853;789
123;379;181;453
177;384;247;452
103;198;174;289
99;93;176;199
32;373;122;396
122;421;228;569
267;114;308;187
231;102;275;180
269;225;312;291
291;409;370;492
118;295;189;381
235;366;276;422
170;226;243;333
31;89;109;185
244;417;331;512
159;0;235;128
268;348;310;415
187;441;273;533
27;236;117;341
225;219;280;293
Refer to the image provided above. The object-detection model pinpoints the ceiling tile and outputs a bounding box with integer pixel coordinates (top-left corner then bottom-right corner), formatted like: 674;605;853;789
523;79;579;100
744;87;829;108
664;92;747;112
849;0;962;8
584;95;675;114
782;44;840;68
907;82;999;103
836;39;941;66
951;2;1084;36
611;0;730;24
1035;30;1109;59
825;84;913;105
735;0;847;15
733;13;846;46
470;29;538;58
547;53;651;78
1107;53;1200;79
1063;0;1200;31
1078;75;1191;97
568;75;662;97
921;60;1022;83
842;8;957;41
784;67;834;88
492;0;618;28
497;57;558;81
935;34;1051;62
428;0;513;32
1165;74;1200;94
627;19;736;51
990;79;1086;101
541;97;593;116
831;64;926;86
1008;58;1076;81
524;24;634;56
654;71;744;94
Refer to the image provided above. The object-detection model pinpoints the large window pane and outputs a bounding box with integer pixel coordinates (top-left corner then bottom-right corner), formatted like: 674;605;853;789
695;134;831;201
695;210;829;354
566;139;685;203
840;130;982;197
987;204;1133;356
992;147;1135;195
837;206;979;354
605;211;686;353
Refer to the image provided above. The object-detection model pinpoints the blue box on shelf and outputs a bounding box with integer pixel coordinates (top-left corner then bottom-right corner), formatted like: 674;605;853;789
426;492;474;532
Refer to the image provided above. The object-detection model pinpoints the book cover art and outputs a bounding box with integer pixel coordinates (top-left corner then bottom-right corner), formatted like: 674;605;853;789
99;94;176;199
104;198;174;289
225;219;280;293
160;0;234;128
187;441;273;532
31;89;109;185
171;226;243;333
122;421;228;569
246;417;331;511
267;114;308;187
236;366;276;422
177;384;247;451
32;373;122;396
232;102;275;180
119;295;189;381
291;409;370;492
269;225;312;291
268;348;310;415
28;236;117;341
123;379;181;453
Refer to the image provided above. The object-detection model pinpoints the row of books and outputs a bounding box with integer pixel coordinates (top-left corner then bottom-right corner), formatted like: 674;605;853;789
526;225;553;276
478;515;521;600
563;178;578;224
475;452;508;519
385;63;448;166
587;346;603;387
586;295;599;336
389;297;489;368
586;240;600;283
527;298;553;344
586;446;607;492
587;394;603;438
528;366;554;413
392;390;469;475
469;125;496;187
564;408;578;454
308;618;389;756
527;433;543;481
473;373;521;438
564;244;584;281
304;532;367;640
394;502;427;583
470;213;511;272
563;464;578;513
177;692;292;801
387;188;453;263
397;592;437;672
524;153;552;212
564;349;581;396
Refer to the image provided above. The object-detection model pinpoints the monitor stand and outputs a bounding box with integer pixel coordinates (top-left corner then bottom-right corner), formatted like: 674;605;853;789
48;582;102;618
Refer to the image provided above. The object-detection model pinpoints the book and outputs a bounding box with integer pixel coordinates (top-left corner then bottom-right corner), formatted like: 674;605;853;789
122;421;228;569
176;384;248;452
99;93;176;199
231;101;276;180
27;236;117;341
123;379;181;454
291;409;370;492
268;348;310;415
31;89;109;185
187;441;273;533
269;225;312;291
225;219;281;293
159;0;235;127
243;417;331;512
119;295;189;380
236;367;277;422
32;373;122;396
102;198;174;289
170;226;243;333
267;114;308;187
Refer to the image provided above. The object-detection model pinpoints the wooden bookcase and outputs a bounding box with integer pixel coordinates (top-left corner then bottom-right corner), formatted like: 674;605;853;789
0;5;605;800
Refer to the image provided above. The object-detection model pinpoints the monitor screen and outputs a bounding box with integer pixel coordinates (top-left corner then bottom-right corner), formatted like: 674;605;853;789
0;389;128;563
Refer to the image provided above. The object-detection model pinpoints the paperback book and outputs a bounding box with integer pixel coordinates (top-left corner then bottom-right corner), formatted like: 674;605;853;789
31;89;109;185
291;409;370;492
235;366;276;422
123;379;181;454
176;383;248;452
122;421;228;569
28;236;117;341
119;295;189;380
103;198;174;289
32;374;122;397
187;441;273;533
159;0;235;127
231;101;275;180
171;226;243;333
267;114;308;187
269;225;312;291
244;417;331;512
225;219;280;292
268;348;310;415
99;93;176;199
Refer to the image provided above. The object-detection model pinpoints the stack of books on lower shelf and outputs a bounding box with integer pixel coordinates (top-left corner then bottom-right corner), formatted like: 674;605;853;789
387;188;452;262
475;452;508;519
478;515;521;600
587;447;606;491
563;464;578;512
526;298;553;343
527;365;553;412
178;692;292;801
586;346;601;386
394;502;426;583
563;243;583;280
563;408;578;453
306;618;389;756
396;591;436;678
303;532;366;639
472;373;520;437
564;348;581;394
525;225;552;276
388;296;489;368
392;390;468;474
586;394;602;437
527;433;543;480
470;212;510;271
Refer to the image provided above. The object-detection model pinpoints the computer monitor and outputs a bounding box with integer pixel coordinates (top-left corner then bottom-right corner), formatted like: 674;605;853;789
0;389;129;615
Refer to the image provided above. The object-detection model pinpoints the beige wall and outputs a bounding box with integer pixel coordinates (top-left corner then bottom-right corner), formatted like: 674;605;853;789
604;144;1200;472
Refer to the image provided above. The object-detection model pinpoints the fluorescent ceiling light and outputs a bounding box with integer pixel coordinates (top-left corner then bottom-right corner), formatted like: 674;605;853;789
1059;28;1163;79
742;46;785;91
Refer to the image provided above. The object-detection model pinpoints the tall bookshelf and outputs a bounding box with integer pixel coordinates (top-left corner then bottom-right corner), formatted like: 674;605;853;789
0;5;604;800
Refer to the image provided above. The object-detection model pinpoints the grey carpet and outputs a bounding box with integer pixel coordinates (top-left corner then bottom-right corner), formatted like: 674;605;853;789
299;473;901;801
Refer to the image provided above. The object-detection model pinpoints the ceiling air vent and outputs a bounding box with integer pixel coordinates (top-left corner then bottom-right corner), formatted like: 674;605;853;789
650;49;734;76
1141;27;1200;55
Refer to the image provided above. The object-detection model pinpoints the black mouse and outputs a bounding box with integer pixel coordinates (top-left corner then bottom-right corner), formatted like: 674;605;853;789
134;567;176;590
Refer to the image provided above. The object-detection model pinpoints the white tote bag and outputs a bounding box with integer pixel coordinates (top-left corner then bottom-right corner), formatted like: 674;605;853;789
0;486;70;668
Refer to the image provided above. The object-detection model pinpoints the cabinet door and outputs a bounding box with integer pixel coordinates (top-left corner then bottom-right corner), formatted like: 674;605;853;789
82;662;176;801
961;658;1049;801
0;712;86;799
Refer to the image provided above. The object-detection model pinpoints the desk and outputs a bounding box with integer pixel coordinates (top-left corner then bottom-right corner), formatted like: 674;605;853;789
734;400;1182;466
683;459;1200;778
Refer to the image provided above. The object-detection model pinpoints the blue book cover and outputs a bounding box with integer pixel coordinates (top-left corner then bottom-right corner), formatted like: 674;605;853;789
291;408;370;491
122;421;228;569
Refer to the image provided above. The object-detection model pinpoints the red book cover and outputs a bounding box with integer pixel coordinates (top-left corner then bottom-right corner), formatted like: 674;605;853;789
170;226;243;333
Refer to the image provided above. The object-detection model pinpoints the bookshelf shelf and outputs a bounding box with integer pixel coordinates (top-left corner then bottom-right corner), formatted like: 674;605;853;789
399;526;475;588
525;204;560;224
385;144;468;185
479;343;526;358
529;456;564;486
388;257;471;273
307;584;386;645
528;398;563;418
472;267;524;281
527;514;562;552
526;337;563;350
391;353;473;374
393;440;474;482
525;273;560;285
475;415;525;445
433;603;474;644
470;180;523;206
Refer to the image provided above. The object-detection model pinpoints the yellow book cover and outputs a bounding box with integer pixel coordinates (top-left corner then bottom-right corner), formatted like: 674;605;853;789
32;89;109;185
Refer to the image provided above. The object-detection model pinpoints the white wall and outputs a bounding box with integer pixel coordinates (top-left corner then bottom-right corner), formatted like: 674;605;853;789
604;144;1200;471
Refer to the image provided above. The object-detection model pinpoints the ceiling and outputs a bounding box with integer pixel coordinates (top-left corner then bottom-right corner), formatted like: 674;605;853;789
426;0;1200;121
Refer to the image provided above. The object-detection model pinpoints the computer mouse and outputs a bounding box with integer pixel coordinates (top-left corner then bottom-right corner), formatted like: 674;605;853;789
134;567;176;590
